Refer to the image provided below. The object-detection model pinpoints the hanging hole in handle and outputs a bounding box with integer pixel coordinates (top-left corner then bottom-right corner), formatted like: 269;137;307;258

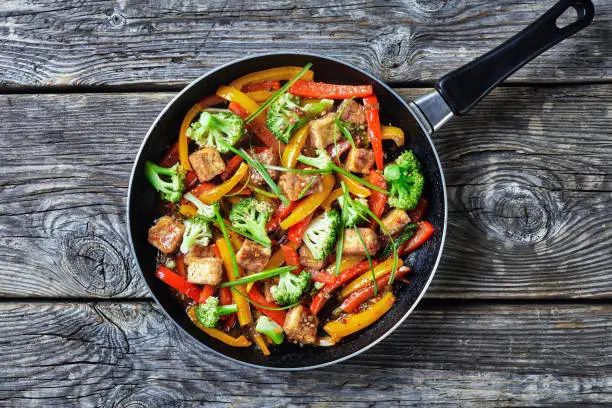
556;6;579;29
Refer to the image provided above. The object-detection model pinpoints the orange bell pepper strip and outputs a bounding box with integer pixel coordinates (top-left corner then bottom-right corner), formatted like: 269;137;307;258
289;80;373;99
220;155;244;181
338;174;371;198
241;80;281;93
229;66;315;90
368;170;387;228
252;332;271;356
340;266;410;313
281;124;310;168
179;204;197;217
198;284;215;304
340;258;404;298
363;95;383;170
323;292;395;340
197;162;248;204
178;94;226;171
187;306;251;347
216;238;252;327
381;126;405;146
322;188;343;210
280;174;335;229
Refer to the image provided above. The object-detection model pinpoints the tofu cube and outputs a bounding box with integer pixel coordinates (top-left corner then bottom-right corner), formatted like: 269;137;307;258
189;147;226;182
283;305;319;344
308;113;337;149
342;228;380;256
381;209;411;236
187;257;224;286
236;239;272;273
278;173;323;202
345;148;375;175
338;99;367;125
147;216;185;254
299;245;326;271
249;148;279;186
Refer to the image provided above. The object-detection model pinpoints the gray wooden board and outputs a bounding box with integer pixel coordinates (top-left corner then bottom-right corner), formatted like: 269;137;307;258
0;301;610;407
0;86;610;299
0;0;609;89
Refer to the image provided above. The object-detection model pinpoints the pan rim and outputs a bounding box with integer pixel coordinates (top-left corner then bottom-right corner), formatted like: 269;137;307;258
126;52;448;370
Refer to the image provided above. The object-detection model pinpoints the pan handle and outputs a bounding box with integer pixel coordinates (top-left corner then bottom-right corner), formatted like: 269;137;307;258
435;0;594;116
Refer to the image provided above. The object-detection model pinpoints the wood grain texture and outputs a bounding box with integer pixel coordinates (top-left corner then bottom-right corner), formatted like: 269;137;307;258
0;0;609;89
0;86;609;299
0;301;610;407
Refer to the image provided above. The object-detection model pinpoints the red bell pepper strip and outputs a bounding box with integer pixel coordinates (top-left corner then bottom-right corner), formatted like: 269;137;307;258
398;221;435;256
363;95;383;170
220;155;244;181
408;198;428;222
280;244;302;274
340;266;410;313
159;142;179;167
241;80;281;92
211;244;222;259
368;170;387;228
218;286;236;332
198;285;215;304
185;171;199;189
266;201;297;232
309;259;380;315
287;212;314;245
310;271;337;286
228;101;280;151
176;254;187;278
289;80;373;99
179;182;215;205
155;265;201;302
248;285;287;327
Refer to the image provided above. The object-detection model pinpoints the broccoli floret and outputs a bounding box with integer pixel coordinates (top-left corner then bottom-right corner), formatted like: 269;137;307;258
144;160;186;203
255;316;285;345
298;149;334;171
383;150;424;210
270;270;311;305
183;192;220;221
186;111;244;153
195;296;238;328
180;216;213;254
229;198;273;246
337;195;369;227
267;93;333;143
302;210;340;261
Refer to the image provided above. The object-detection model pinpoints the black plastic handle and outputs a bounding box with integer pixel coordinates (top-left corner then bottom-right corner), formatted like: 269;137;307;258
435;0;594;115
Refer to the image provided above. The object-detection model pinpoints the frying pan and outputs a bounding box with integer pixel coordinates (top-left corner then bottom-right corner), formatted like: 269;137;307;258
127;0;594;369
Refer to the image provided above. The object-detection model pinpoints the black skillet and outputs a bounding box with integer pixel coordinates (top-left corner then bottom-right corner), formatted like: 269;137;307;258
127;0;594;369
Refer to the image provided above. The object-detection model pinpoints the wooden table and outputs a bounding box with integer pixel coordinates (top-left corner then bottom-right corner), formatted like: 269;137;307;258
0;1;610;406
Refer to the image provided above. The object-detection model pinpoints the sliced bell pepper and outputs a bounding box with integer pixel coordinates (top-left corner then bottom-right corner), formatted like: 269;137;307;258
198;284;215;304
226;100;280;151
280;173;335;229
340;258;404;298
287;212;314;246
220;155;244;181
245;90;276;102
310;271;337;285
197;162;249;205
381;126;405;146
340;266;410;313
179;204;198;217
252;332;271;356
289;80;373;99
187;306;251;347
216;238;252;327
323;292;395;340
184;171;199;190
229;66;315;90
322;188;343;210
368;170;387;228
176;254;187;278
282;124;310;168
398;221;434;256
155;265;201;302
159;142;179;167
264;247;287;270
338;174;371;198
248;285;287;327
281;244;302;274
363;95;383;170
218;286;236;332
407;198;428;223
180;182;214;205
266;201;296;232
241;80;281;93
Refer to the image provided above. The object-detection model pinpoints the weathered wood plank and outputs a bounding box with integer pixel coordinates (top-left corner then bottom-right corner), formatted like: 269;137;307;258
0;0;609;89
0;86;609;298
0;301;610;406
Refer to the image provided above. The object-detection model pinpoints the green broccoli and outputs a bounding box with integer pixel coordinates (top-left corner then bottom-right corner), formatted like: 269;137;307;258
144;160;186;203
337;195;369;227
270;270;311;305
180;216;213;254
302;210;340;261
186;110;244;153
255;316;285;345
183;192;220;221
383;150;424;210
267;93;333;143
229;198;274;247
195;296;238;328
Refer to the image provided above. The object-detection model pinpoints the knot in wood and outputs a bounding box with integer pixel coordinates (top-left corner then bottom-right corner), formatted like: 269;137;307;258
412;0;449;13
370;26;413;81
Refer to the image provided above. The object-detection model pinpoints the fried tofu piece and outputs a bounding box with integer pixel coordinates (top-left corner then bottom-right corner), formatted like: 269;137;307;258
338;99;367;125
147;216;185;254
345;148;375;175
184;245;215;265
299;245;326;270
187;257;224;286
308;113;337;149
189;147;226;182
278;172;323;202
381;209;411;236
283;305;318;344
249;148;279;186
236;239;272;273
262;277;279;303
342;228;380;256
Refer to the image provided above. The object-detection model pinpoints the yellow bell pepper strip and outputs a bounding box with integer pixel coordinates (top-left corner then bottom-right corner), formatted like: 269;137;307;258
322;187;343;210
281;124;310;168
246;90;276;102
323;292;395;340
197;162;248;204
252;332;271;356
179;204;198;217
326;255;364;275
187;306;252;347
216;238;252;326
338;174;371;197
279;173;335;229
229;66;315;90
381;126;405;146
216;85;261;116
340;258;404;298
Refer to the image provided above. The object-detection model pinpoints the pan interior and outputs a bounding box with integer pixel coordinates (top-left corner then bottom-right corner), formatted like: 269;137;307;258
128;54;446;369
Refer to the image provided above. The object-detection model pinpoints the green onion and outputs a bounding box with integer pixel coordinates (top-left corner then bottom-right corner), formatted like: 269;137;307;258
231;287;299;310
332;165;388;194
245;63;313;123
264;164;325;175
297;177;317;200
250;186;279;199
334;118;356;149
354;225;377;295
334;191;347;276
214;207;240;278
219;266;296;287
224;223;271;248
225;173;251;197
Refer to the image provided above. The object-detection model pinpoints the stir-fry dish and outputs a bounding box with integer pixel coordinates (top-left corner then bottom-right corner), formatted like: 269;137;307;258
145;64;435;354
